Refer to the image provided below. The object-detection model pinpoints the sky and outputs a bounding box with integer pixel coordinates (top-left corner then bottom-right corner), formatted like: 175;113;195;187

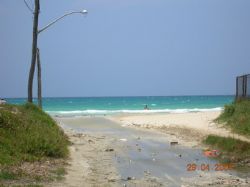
0;0;250;98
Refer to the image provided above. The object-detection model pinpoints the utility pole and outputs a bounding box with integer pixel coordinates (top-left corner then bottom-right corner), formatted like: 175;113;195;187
28;0;40;103
25;0;87;105
37;48;42;108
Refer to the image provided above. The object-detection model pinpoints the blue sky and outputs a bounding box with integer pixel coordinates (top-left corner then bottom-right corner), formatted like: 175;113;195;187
0;0;250;98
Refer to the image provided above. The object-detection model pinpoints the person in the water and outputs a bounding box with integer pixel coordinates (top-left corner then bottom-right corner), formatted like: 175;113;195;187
144;105;149;110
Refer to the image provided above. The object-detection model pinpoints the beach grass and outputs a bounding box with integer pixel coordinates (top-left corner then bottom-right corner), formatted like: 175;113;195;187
0;103;69;183
204;135;250;155
204;135;250;168
216;99;250;136
0;171;17;180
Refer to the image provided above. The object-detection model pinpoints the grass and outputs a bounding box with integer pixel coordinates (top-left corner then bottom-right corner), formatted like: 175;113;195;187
216;99;250;136
0;103;69;166
204;135;250;156
6;185;43;187
51;167;66;181
203;135;250;170
0;103;69;183
0;171;17;180
204;100;250;167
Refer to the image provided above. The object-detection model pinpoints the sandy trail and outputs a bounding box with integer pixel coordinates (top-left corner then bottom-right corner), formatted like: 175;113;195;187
51;129;120;187
49;115;249;187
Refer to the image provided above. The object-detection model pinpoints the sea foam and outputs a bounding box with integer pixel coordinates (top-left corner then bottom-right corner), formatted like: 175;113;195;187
46;107;222;116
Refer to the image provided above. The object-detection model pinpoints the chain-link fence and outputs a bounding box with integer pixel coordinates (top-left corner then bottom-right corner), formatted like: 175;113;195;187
236;74;250;100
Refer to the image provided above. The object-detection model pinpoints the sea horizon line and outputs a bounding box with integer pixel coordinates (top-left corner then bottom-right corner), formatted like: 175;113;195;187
4;94;234;99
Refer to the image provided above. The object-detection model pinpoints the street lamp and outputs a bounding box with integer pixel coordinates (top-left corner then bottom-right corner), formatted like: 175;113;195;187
26;0;88;107
35;9;88;108
38;10;88;34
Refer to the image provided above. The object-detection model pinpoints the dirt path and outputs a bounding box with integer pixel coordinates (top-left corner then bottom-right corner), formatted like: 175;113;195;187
48;116;249;187
51;130;120;187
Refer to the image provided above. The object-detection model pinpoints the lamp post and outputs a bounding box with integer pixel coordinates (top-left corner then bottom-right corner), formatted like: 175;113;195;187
38;10;88;34
26;0;87;108
36;10;88;108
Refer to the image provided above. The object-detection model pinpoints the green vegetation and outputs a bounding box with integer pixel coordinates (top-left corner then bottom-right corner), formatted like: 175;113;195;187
0;103;69;184
0;103;69;165
204;100;250;168
0;171;17;180
204;135;250;156
51;167;66;181
203;135;250;170
216;99;250;136
10;185;43;187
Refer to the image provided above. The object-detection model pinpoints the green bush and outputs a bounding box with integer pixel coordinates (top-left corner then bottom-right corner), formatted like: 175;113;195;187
224;104;235;117
0;171;17;180
0;103;69;166
216;99;250;136
204;135;250;158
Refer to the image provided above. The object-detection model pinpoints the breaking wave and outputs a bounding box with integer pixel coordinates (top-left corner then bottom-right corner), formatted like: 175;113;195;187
46;107;223;116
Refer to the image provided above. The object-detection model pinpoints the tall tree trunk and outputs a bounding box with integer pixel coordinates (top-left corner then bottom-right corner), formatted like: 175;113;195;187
37;48;42;108
28;0;40;103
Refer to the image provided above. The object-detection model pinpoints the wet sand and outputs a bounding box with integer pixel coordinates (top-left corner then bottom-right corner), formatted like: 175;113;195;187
51;115;250;187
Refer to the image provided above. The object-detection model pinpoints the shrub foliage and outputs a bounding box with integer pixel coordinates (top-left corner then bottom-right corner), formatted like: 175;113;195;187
0;103;69;166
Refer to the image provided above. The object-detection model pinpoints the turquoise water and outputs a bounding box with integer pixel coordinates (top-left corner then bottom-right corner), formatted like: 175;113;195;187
5;96;233;116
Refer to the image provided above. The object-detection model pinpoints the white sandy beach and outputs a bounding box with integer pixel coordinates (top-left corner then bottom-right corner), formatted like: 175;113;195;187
111;111;250;144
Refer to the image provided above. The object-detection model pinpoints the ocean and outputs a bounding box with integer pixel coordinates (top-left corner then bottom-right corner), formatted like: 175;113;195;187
5;96;233;116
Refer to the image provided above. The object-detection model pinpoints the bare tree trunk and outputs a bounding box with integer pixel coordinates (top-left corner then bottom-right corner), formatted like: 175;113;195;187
37;48;42;108
28;0;40;103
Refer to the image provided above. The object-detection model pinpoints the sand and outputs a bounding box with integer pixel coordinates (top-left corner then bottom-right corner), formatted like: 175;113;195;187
111;111;250;145
51;127;120;187
48;112;250;187
51;117;173;187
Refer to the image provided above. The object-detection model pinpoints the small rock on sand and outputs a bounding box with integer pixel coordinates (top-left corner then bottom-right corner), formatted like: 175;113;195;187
170;141;178;146
88;139;94;143
127;176;135;180
108;178;116;182
105;148;114;152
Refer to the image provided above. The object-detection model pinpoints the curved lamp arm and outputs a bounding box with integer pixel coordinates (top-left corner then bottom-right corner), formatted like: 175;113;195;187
38;10;88;34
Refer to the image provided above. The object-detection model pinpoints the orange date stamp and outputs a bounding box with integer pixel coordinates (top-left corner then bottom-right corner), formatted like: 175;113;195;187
187;163;234;171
